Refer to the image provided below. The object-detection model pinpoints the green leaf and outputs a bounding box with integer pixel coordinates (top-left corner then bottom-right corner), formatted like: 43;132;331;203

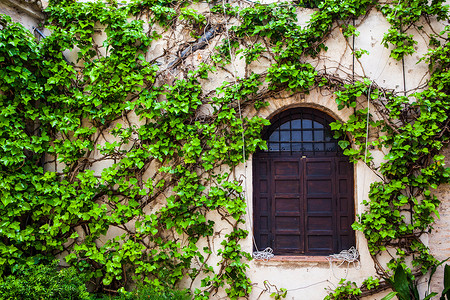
381;292;398;300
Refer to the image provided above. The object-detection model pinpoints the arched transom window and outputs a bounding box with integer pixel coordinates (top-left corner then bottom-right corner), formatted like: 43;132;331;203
264;108;340;155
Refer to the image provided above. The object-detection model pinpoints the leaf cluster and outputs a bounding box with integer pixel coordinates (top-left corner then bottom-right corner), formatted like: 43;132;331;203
1;0;450;299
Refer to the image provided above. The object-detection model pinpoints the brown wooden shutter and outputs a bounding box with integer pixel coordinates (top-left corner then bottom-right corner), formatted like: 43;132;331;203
271;157;304;254
335;156;355;251
304;157;336;255
253;154;355;255
253;155;271;250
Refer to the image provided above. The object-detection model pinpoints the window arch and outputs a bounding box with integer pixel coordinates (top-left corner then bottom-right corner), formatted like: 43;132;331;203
253;108;355;255
263;107;341;155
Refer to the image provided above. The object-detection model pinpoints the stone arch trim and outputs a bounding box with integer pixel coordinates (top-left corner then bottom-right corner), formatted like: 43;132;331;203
248;90;354;125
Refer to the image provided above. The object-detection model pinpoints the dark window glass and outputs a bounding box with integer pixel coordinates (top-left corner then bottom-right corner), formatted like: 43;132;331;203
303;131;313;141
302;119;312;129
269;131;279;142
292;119;302;129
280;131;290;142
259;108;343;156
292;130;301;142
280;122;290;130
314;131;324;141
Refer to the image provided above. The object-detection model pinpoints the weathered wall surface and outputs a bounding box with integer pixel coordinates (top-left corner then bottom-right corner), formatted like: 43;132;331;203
429;146;450;295
0;0;44;31
1;1;449;299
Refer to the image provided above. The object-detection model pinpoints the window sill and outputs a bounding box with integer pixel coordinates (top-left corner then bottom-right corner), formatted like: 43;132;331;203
254;255;330;263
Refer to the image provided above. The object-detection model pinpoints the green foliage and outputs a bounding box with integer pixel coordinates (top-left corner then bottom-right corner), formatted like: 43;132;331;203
385;264;437;300
440;264;450;300
331;21;450;272
382;29;417;60
0;261;90;300
1;0;450;299
329;12;450;300
237;43;266;64
114;285;191;300
180;8;206;26
331;81;383;163
324;277;381;300
362;276;380;290
180;7;206;38
293;0;322;8
324;279;361;300
353;49;369;59
379;0;449;60
267;61;317;92
0;4;265;297
211;39;238;66
270;287;287;299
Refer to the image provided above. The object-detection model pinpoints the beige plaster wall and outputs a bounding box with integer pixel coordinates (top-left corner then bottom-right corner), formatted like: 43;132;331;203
0;0;44;32
2;1;450;299
429;146;450;295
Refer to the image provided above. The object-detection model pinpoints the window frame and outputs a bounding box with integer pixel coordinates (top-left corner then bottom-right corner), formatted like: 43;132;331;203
252;108;356;256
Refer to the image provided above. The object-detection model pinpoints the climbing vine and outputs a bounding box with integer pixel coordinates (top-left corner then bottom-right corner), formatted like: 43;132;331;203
0;0;449;299
332;0;450;270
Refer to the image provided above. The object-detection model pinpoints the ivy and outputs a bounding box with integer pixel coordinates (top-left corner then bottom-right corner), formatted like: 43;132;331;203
324;279;362;300
330;23;450;299
1;0;450;299
378;0;449;60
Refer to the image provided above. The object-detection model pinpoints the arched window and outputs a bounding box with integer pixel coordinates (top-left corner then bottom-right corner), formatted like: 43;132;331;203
253;108;355;255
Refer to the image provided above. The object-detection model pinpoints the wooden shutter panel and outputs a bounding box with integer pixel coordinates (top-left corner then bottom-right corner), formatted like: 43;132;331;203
253;155;271;250
304;157;335;255
271;158;303;254
335;156;355;251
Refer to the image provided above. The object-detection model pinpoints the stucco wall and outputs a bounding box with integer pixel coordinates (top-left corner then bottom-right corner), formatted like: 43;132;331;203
0;0;44;31
429;146;450;296
1;1;450;299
